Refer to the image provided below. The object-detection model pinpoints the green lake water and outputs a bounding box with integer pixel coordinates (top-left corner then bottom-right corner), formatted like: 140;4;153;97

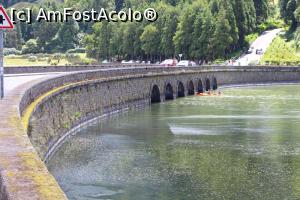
48;84;300;200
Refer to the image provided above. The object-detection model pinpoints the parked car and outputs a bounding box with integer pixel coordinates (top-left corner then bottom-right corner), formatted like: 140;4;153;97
177;60;191;67
160;59;178;67
102;59;110;64
177;60;198;67
190;61;197;66
121;60;135;64
256;48;263;55
246;46;254;54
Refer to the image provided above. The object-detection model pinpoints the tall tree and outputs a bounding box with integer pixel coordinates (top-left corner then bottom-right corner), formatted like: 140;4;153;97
140;24;159;60
211;7;233;58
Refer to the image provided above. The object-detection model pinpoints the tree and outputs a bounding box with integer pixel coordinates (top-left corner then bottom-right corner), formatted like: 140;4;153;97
115;0;124;11
190;9;214;61
173;4;199;58
159;5;179;59
253;0;269;24
286;0;297;30
280;0;290;21
85;22;112;60
22;39;39;54
4;23;23;49
57;20;80;51
122;22;139;59
140;24;159;60
211;8;233;58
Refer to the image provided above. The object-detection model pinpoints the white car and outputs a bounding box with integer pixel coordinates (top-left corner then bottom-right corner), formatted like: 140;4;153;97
160;59;178;67
121;60;135;64
102;59;110;64
177;60;196;67
190;61;197;66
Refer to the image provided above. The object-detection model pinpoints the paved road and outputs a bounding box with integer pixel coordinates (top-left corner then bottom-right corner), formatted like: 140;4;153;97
4;72;68;94
233;29;282;66
2;66;159;94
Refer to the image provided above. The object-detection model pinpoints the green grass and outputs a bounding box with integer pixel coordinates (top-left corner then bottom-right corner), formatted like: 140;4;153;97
4;53;95;67
246;33;259;45
260;36;300;65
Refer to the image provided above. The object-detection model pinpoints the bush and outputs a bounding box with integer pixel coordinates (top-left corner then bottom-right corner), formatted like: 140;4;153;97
257;19;285;34
67;48;86;54
22;39;39;54
245;33;259;44
65;53;82;64
3;48;21;56
53;53;62;60
28;56;37;62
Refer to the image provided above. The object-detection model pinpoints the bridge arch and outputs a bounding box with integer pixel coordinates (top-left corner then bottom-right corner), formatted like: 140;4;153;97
205;78;211;91
212;77;218;90
151;85;161;103
177;81;185;98
165;83;174;100
188;80;195;95
197;79;204;93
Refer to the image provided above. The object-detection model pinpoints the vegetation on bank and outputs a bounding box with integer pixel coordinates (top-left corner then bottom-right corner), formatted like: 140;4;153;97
262;0;300;65
261;36;300;65
2;0;277;64
4;53;96;66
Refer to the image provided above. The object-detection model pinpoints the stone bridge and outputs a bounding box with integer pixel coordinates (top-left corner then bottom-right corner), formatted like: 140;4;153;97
1;66;300;200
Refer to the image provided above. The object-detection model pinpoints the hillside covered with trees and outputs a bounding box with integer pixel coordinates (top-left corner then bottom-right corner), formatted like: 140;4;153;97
4;0;276;63
259;0;300;65
280;0;300;46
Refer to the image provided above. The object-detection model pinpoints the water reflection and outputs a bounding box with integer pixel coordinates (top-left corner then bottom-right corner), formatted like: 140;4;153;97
48;85;300;200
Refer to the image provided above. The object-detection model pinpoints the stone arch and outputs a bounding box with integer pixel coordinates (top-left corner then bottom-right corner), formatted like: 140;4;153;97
197;79;204;93
177;81;185;98
151;85;161;103
212;77;218;90
188;80;195;95
165;83;174;101
205;78;211;91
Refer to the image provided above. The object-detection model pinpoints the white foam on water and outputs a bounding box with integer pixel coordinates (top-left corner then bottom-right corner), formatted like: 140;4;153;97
169;124;221;136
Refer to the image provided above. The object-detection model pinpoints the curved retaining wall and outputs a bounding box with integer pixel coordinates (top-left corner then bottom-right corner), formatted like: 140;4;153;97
1;66;300;200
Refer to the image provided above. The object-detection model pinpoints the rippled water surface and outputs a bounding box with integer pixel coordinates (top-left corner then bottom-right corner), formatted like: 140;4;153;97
48;85;300;200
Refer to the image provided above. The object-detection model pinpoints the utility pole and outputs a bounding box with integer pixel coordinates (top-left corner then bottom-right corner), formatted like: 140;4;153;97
0;30;3;99
0;5;14;99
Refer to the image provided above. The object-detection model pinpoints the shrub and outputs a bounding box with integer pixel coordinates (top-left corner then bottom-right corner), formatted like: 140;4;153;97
65;53;82;64
67;48;86;54
257;19;285;34
3;48;21;56
53;53;62;60
22;39;39;54
28;56;37;62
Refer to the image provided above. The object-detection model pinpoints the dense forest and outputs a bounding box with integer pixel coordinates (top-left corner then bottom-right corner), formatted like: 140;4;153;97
280;0;300;47
3;0;276;62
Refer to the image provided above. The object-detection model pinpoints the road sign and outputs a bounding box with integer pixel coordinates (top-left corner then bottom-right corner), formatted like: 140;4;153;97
0;6;14;29
179;54;183;61
0;5;13;99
